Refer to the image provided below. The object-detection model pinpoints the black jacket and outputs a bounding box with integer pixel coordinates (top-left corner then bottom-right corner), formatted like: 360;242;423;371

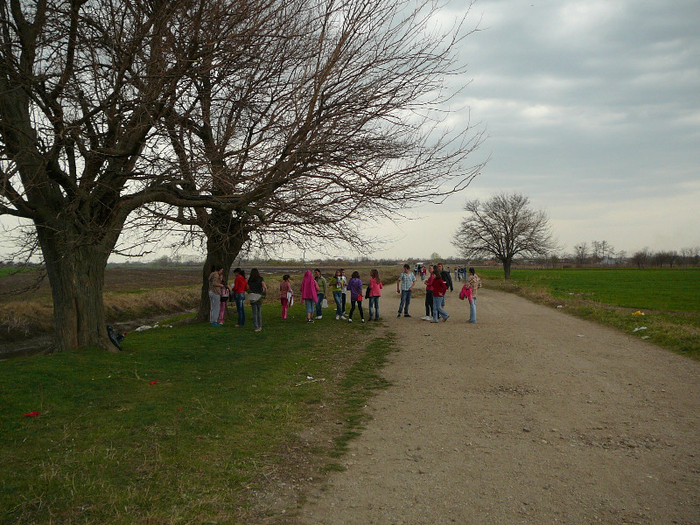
440;270;453;291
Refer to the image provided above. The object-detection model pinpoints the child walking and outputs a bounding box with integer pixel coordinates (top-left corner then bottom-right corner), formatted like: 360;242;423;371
300;270;319;323
368;268;383;321
347;271;365;323
331;269;346;320
280;274;293;319
431;267;450;323
423;264;434;321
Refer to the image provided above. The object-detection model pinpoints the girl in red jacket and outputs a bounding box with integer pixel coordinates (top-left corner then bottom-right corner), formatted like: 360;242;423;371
431;267;450;323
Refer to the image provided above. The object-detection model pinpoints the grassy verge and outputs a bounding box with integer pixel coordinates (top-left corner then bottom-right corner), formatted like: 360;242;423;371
0;286;201;341
479;268;700;360
0;303;395;524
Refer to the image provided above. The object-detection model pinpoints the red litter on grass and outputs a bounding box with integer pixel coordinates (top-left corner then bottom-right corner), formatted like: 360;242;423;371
149;380;159;385
24;411;40;417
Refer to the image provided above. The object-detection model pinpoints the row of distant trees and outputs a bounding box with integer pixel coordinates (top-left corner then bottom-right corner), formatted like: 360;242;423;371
628;248;699;268
571;242;699;268
56;245;696;270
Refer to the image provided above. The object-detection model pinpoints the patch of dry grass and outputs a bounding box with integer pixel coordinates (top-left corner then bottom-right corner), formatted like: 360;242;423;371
0;286;200;341
0;300;54;339
104;286;200;321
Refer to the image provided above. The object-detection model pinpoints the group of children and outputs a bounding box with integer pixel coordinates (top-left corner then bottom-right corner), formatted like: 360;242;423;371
209;267;267;332
281;268;385;324
209;264;481;331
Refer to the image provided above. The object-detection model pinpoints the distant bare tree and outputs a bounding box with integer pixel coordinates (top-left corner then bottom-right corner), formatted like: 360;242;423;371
574;243;589;266
631;248;651;268
591;240;615;263
679;247;700;266
653;251;678;268
452;193;555;279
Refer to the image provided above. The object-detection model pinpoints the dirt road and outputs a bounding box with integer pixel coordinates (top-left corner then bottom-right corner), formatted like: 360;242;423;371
295;288;699;524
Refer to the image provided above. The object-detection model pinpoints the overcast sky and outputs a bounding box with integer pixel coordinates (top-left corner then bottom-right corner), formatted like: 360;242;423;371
358;0;700;261
4;1;697;264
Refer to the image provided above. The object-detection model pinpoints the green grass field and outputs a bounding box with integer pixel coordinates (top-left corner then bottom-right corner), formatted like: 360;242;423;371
481;267;700;312
480;267;700;358
0;304;394;524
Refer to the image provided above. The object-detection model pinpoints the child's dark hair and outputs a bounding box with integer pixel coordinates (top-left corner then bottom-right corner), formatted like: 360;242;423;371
283;274;290;281
351;270;360;279
370;269;379;279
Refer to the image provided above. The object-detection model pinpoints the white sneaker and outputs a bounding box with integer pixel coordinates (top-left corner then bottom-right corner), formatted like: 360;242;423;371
315;316;322;320
341;315;347;320
347;318;353;323
335;315;340;320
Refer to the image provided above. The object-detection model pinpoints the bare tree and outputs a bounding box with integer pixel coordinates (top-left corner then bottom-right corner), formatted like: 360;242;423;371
590;240;615;263
631;248;651;268
653;250;678;268
150;0;486;319
680;247;700;266
574;242;589;266
0;0;265;350
452;193;554;279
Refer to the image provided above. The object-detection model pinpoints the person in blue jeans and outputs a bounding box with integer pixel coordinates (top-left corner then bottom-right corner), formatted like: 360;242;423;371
430;267;450;322
467;267;481;323
314;268;327;319
232;267;247;327
367;268;383;321
396;263;416;317
330;269;346;320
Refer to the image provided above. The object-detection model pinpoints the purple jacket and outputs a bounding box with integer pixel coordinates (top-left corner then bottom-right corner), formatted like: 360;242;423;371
348;277;363;301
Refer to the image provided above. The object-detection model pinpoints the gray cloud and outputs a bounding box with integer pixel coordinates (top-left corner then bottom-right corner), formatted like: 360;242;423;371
421;0;699;255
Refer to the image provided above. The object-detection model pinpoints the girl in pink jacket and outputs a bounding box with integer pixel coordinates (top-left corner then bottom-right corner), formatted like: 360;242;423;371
368;268;383;321
300;270;319;323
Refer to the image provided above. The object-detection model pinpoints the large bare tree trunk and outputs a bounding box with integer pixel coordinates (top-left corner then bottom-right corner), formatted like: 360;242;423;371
502;258;513;280
37;224;113;352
